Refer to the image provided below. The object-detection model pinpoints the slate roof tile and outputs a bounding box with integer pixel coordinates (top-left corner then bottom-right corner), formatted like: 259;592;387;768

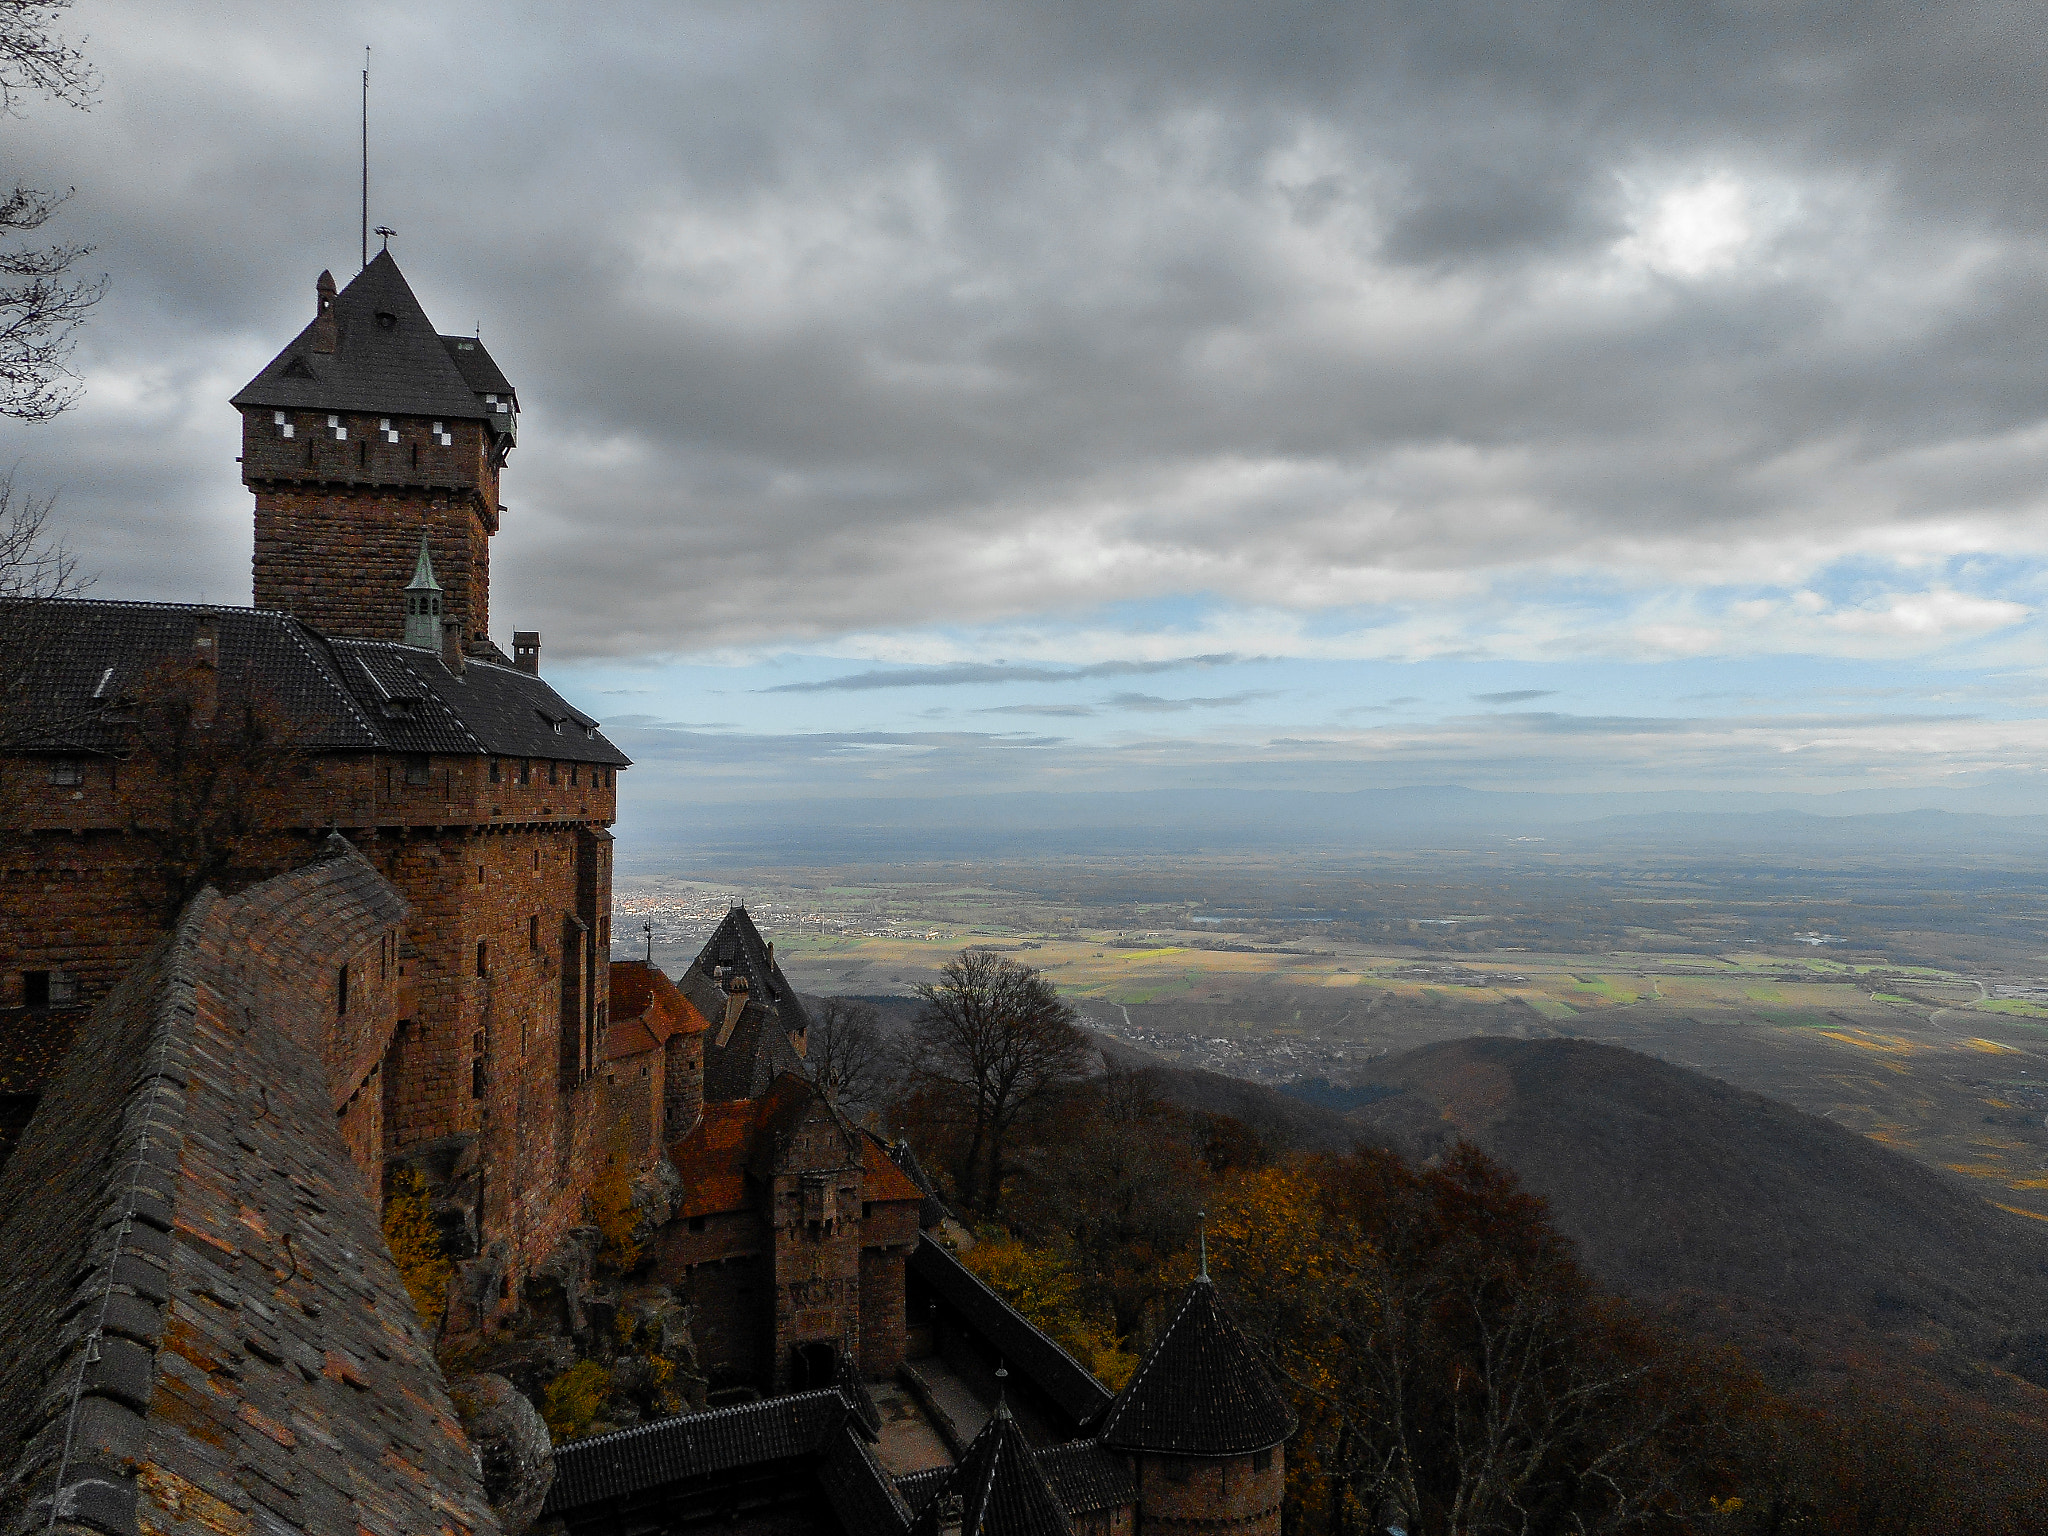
231;252;514;427
4;598;629;766
1096;1278;1295;1457
938;1399;1073;1536
542;1389;850;1514
684;907;814;1103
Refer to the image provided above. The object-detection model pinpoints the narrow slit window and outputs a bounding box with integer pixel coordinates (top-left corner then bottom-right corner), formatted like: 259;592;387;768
476;941;488;977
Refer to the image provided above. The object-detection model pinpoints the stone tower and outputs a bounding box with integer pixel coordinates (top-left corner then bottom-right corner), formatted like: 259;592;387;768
1098;1267;1296;1536
232;252;518;649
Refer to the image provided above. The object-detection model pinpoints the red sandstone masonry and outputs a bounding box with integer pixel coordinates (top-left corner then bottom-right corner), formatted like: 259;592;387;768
243;410;499;644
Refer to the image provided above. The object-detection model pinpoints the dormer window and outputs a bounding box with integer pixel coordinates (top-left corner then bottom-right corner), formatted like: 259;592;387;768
380;417;399;443
375;309;397;330
486;393;509;415
328;414;347;441
273;410;294;439
431;420;452;447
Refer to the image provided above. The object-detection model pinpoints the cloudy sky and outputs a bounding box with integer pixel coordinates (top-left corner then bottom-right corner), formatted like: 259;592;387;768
10;1;2048;827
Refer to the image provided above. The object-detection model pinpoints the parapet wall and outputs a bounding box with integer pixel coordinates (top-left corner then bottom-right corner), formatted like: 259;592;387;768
0;844;498;1536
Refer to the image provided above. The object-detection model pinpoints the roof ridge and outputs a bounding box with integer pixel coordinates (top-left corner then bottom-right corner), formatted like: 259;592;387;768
555;1386;848;1452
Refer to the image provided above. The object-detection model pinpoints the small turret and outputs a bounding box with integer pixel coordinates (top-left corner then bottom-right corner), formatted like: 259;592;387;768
403;533;443;650
1099;1248;1294;1536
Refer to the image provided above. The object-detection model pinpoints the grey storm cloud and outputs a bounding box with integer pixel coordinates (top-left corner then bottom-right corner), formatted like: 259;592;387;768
763;655;1239;692
1473;690;1560;705
13;2;2048;659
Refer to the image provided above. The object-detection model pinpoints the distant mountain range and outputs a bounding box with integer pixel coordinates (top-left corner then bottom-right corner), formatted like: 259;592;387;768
624;784;2048;862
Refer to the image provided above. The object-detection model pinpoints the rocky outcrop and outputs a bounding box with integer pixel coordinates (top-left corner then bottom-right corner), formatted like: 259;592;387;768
451;1374;555;1536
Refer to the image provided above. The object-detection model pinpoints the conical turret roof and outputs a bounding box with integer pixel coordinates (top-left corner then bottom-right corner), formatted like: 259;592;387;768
937;1393;1074;1536
1097;1276;1295;1456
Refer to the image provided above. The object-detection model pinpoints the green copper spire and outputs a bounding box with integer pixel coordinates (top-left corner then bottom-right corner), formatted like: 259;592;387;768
403;533;443;648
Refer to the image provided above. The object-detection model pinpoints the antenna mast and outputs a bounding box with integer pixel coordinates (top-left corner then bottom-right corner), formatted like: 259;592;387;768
360;46;370;270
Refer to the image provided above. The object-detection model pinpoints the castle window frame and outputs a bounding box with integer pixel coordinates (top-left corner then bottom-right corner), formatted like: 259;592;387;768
47;759;82;786
432;419;452;447
336;964;349;1016
519;760;531;786
476;941;489;977
530;915;540;951
1163;1460;1191;1485
489;759;501;784
328;414;346;441
548;761;559;786
569;764;579;786
1252;1449;1273;1473
380;417;399;443
404;754;431;786
273;409;294;439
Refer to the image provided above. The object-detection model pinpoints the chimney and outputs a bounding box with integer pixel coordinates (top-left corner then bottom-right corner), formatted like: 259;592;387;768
312;270;338;354
513;631;541;675
192;610;219;727
441;617;466;676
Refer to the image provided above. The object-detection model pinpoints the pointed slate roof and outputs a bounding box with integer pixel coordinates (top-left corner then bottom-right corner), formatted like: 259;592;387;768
684;906;814;1102
928;1394;1073;1536
232;251;515;426
1096;1276;1295;1456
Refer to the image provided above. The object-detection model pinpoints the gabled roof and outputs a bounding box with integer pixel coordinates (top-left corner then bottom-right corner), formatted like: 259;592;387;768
667;1101;758;1220
232;252;515;427
907;1235;1112;1430
1096;1277;1295;1457
4;599;630;766
927;1396;1073;1536
861;1135;929;1205
748;1070;857;1177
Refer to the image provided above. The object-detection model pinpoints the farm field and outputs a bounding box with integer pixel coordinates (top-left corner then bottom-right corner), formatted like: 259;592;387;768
613;856;2048;1217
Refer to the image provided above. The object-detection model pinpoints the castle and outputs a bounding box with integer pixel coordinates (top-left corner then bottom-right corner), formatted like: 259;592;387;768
0;252;1294;1536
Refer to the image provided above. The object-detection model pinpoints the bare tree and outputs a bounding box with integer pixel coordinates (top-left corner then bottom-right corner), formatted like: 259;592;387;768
0;1;103;420
905;949;1089;1213
0;469;87;753
119;657;310;919
810;996;890;1112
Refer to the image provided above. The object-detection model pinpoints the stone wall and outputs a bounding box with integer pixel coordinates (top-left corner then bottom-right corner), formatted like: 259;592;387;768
243;409;499;644
1134;1450;1284;1536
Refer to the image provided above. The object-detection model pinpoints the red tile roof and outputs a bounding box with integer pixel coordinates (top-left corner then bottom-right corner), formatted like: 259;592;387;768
667;1101;758;1219
610;959;710;1054
862;1137;926;1205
